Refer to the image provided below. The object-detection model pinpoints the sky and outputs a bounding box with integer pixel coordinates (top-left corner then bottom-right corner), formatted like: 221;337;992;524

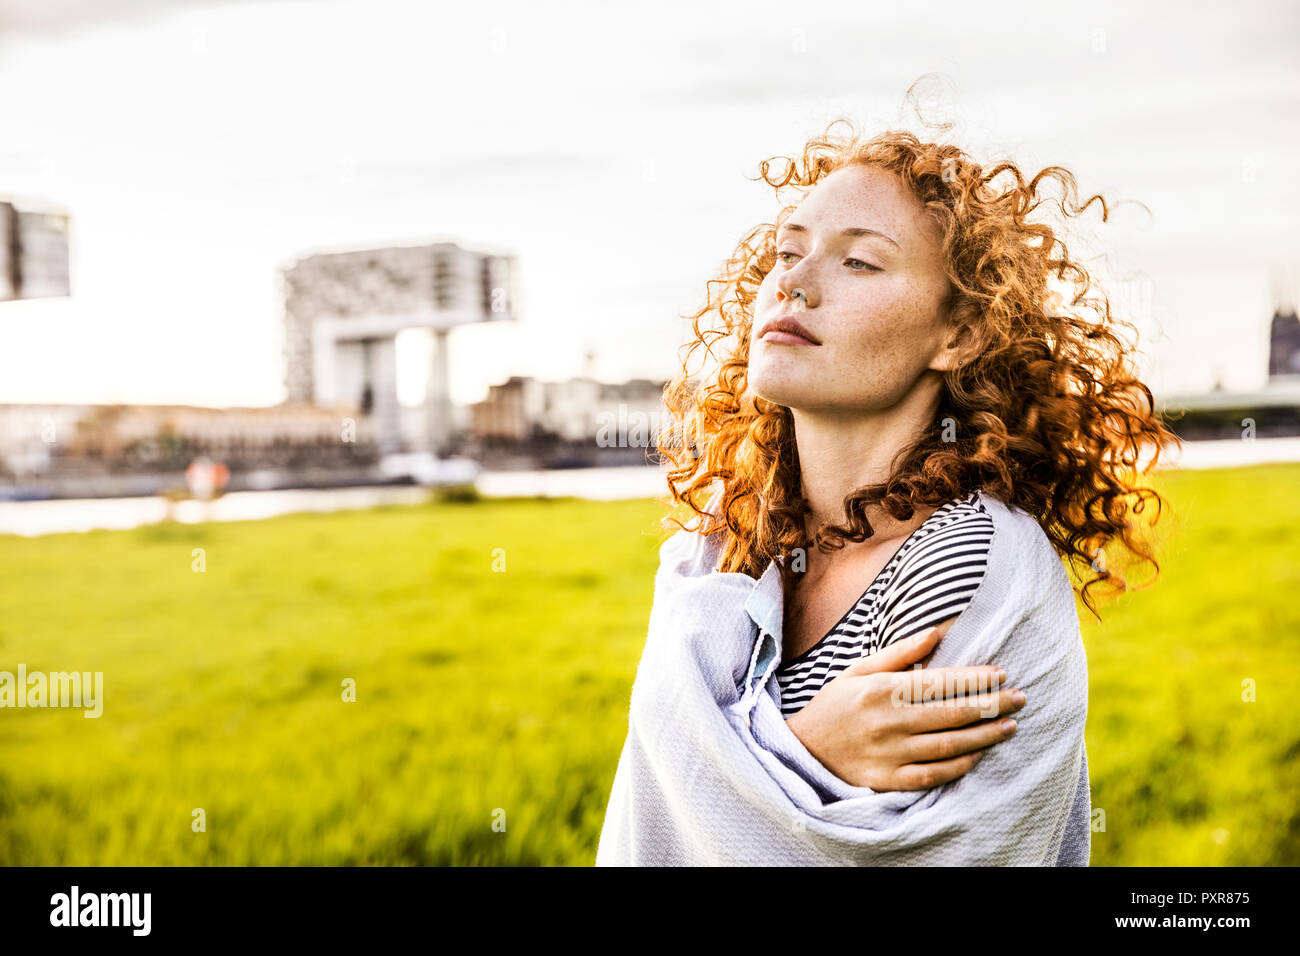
0;0;1296;409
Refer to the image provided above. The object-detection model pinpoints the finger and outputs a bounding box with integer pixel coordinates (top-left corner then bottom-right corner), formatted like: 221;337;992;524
843;617;958;677
878;667;1011;704
893;749;987;791
887;689;1027;732
916;638;957;668
901;716;1018;764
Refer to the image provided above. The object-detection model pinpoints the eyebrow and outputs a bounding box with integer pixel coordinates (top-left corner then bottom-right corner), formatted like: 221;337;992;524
777;222;901;249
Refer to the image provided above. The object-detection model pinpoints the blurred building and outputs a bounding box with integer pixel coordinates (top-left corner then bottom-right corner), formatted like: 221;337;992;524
468;376;671;466
469;376;663;441
0;199;71;301
0;402;379;499
281;240;518;454
1;227;686;495
1268;305;1300;381
1163;302;1300;439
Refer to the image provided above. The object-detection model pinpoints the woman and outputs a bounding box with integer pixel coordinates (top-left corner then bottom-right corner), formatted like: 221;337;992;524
596;116;1175;866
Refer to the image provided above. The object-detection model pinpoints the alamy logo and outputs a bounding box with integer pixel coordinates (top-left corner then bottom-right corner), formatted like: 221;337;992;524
49;886;151;936
0;665;102;717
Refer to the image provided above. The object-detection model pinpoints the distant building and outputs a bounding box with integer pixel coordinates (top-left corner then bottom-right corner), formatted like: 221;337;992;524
1268;305;1300;380
468;375;670;459
281;240;518;454
0;402;380;497
0;200;71;301
1163;302;1300;440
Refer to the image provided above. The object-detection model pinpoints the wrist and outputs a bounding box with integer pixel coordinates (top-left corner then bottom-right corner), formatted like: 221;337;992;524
785;708;817;751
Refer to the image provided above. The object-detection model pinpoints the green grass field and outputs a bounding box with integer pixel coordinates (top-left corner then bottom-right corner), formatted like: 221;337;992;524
0;464;1297;865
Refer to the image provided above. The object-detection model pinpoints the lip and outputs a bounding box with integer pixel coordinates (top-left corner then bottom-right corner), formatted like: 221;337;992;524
757;314;822;346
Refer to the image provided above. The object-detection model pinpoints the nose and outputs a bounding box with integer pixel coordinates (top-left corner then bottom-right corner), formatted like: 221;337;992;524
777;284;810;310
776;272;814;309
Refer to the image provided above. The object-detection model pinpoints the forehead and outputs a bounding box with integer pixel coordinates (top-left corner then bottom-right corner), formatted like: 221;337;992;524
783;164;937;252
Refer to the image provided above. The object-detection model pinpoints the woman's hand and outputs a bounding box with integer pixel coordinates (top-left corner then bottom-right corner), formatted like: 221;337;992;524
784;618;1027;791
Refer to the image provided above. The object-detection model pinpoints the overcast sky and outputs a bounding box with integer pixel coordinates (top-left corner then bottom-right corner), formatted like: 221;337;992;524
0;0;1296;408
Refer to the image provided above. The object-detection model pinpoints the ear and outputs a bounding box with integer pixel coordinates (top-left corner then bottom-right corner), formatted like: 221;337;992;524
928;295;979;373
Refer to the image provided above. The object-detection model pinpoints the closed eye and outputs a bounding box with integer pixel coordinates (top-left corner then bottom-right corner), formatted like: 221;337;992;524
777;251;879;272
844;258;879;272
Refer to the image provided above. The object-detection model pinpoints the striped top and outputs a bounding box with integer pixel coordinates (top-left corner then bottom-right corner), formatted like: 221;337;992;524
775;491;995;717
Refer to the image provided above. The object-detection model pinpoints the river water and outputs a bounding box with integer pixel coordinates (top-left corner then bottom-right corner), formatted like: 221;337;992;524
1;440;1296;538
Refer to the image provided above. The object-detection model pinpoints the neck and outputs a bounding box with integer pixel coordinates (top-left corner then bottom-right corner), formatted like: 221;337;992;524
791;376;942;539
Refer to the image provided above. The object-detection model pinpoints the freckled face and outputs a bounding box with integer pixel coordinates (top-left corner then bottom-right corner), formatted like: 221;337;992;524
747;164;958;413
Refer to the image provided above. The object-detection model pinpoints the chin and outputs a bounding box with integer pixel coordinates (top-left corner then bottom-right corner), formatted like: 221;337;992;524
747;368;818;410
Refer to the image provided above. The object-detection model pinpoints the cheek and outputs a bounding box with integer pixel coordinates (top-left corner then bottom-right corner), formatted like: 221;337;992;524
831;282;946;383
842;277;945;349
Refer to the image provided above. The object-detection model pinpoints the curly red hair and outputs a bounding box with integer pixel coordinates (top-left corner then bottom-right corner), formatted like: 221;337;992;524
654;114;1179;618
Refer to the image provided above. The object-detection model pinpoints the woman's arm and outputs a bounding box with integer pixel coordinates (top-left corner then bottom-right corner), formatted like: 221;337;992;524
785;618;1027;791
760;505;1091;865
